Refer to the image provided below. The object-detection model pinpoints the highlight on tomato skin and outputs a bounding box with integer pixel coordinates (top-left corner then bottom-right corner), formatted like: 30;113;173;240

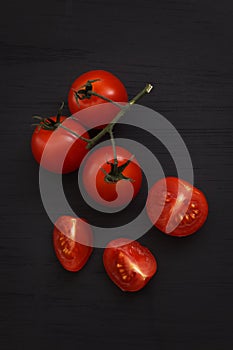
103;238;157;292
146;177;208;237
53;216;94;272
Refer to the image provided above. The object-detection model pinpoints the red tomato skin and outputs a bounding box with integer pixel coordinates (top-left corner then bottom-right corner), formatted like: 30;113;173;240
103;238;157;292
68;70;128;129
31;116;90;174
82;146;142;207
53;216;93;272
146;177;208;237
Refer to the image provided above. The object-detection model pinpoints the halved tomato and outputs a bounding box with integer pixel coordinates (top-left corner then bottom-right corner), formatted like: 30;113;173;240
53;216;93;272
103;238;157;292
146;177;208;237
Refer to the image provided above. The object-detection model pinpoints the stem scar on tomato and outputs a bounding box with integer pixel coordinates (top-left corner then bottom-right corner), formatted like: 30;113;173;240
74;79;101;101
32;101;65;131
73;78;127;111
68;71;129;119
101;155;135;183
31;103;90;174
82;146;142;206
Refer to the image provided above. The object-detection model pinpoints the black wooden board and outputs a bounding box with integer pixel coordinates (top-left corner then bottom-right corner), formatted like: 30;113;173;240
1;1;233;349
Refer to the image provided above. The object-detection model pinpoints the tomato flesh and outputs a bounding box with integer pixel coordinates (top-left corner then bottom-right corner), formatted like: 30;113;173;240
103;238;157;292
146;177;208;237
53;216;93;272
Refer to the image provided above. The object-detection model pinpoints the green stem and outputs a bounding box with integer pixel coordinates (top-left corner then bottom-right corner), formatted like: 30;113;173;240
56;101;64;124
86;83;153;149
87;91;126;110
109;129;117;163
58;124;90;142
47;83;153;148
76;79;124;110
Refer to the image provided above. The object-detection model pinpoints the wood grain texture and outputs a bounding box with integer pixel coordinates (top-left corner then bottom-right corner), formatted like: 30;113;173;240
0;1;233;349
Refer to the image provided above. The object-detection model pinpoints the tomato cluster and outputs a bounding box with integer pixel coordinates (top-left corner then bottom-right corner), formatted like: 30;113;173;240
31;70;208;292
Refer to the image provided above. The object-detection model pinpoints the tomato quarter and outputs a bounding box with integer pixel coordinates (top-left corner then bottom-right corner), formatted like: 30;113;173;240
146;177;208;237
103;238;157;292
53;216;93;272
82;146;142;207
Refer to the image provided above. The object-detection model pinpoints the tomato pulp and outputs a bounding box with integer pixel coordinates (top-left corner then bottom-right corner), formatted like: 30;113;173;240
146;177;208;237
53;216;93;272
103;238;157;292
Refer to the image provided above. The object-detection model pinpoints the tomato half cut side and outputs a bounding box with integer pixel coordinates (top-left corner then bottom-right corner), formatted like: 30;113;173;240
146;177;208;237
103;238;157;292
53;216;93;272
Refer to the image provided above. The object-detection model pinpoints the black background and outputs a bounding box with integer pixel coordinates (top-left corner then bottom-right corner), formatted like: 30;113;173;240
1;1;233;349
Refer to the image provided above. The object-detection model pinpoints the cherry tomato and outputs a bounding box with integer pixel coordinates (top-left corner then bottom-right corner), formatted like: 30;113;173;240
68;70;128;129
146;177;208;237
103;238;157;292
31;116;89;174
53;216;93;272
82;146;142;207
